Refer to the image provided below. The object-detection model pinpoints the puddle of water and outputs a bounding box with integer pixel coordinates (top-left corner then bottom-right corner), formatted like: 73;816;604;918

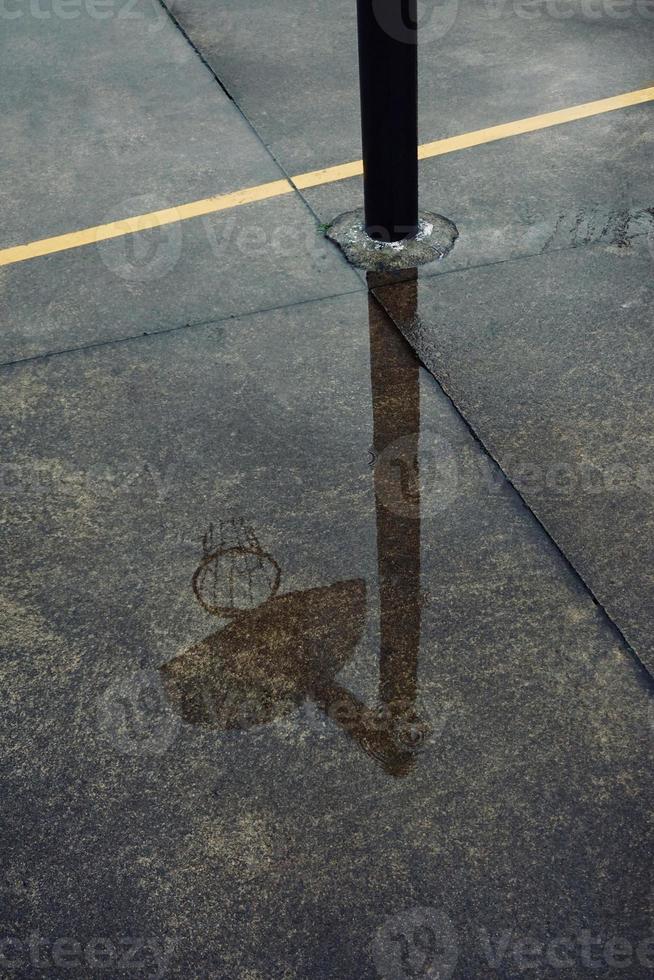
159;277;434;777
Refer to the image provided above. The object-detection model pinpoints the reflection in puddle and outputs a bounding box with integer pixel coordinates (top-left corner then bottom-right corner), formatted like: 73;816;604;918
161;279;432;776
162;572;367;732
192;520;282;617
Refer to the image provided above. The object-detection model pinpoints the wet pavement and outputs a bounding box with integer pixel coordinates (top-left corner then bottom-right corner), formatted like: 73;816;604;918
2;291;652;977
2;1;654;978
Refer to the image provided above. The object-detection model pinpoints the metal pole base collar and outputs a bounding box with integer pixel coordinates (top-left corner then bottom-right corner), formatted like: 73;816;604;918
326;208;458;272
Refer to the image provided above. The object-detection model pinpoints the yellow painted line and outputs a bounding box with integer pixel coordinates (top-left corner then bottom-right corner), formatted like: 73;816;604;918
292;159;364;189
293;85;654;188
0;179;293;267
1;85;653;268
417;85;654;161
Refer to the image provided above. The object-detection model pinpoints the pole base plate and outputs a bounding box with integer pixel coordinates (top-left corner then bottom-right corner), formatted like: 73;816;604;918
326;208;458;272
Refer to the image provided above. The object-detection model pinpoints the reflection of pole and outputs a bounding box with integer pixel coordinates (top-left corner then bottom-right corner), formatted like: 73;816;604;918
311;680;417;778
356;0;419;241
368;279;421;714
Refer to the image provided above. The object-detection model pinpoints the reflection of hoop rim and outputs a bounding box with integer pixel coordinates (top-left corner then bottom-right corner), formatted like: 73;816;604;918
192;546;281;617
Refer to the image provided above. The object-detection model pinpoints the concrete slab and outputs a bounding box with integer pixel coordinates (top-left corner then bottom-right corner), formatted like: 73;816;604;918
376;237;654;678
1;290;651;977
166;0;654;173
0;2;360;361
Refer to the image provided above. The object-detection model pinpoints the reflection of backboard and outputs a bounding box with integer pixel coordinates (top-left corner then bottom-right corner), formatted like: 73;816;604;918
162;579;367;731
192;519;281;617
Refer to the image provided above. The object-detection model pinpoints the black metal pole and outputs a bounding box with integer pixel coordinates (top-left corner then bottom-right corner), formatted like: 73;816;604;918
356;0;419;242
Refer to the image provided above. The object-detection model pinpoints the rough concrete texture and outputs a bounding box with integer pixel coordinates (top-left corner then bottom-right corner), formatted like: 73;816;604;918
1;292;651;978
0;1;278;246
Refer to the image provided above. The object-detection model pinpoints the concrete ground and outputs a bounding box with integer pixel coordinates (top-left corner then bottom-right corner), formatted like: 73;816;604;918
1;2;652;978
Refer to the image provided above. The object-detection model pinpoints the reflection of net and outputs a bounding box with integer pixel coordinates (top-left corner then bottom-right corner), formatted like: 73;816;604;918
192;520;281;617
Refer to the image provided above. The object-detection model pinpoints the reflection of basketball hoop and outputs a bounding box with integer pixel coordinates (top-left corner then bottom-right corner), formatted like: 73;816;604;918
192;520;281;618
